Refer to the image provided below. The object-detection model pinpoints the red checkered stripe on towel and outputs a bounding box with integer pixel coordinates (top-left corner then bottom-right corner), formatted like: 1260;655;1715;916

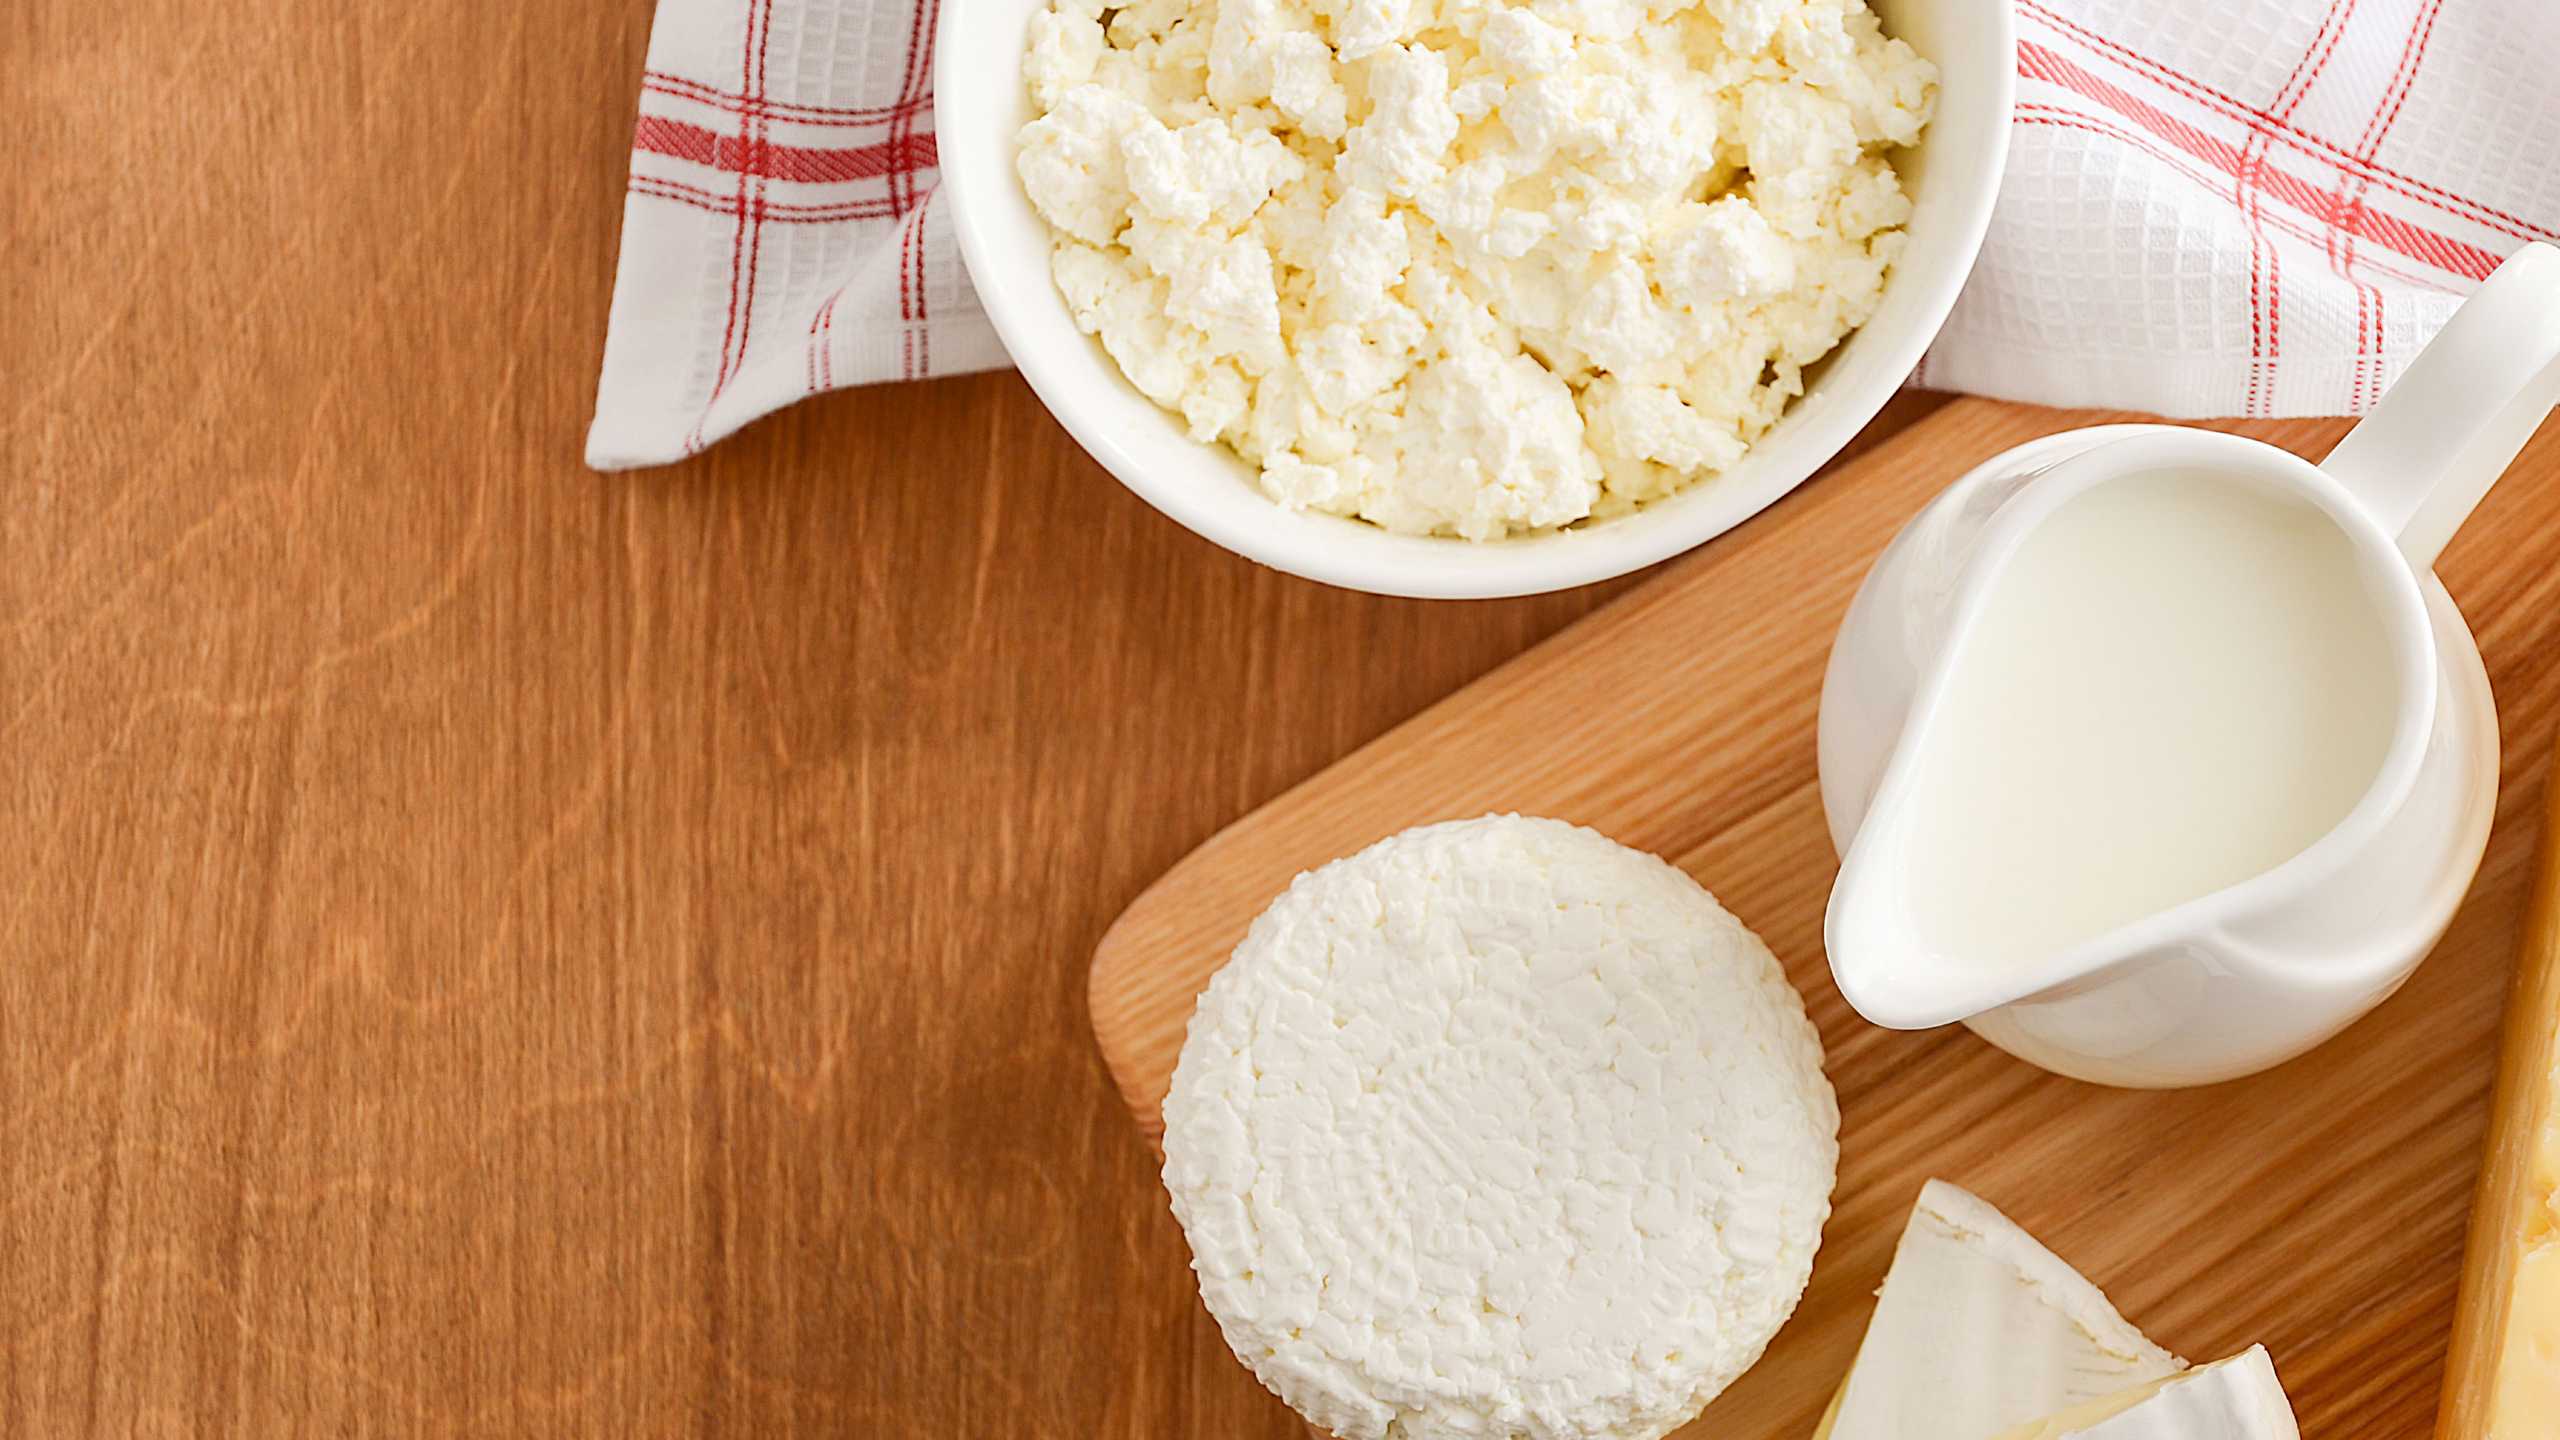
2012;0;2553;415
623;0;948;452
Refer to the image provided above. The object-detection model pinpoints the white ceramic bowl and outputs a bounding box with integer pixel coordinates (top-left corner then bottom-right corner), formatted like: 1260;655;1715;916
938;3;2014;598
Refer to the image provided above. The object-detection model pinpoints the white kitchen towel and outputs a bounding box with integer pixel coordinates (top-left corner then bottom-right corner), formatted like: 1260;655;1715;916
587;0;2560;470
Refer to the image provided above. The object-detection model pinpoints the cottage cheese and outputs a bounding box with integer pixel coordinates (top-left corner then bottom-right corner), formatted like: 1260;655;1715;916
1017;0;1934;540
1161;815;1838;1440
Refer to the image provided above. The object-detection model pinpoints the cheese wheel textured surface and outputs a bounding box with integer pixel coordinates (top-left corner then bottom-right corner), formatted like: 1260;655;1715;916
1161;815;1839;1440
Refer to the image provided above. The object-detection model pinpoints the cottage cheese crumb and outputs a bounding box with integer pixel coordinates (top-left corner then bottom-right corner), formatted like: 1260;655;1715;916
1161;816;1839;1440
1019;0;1934;540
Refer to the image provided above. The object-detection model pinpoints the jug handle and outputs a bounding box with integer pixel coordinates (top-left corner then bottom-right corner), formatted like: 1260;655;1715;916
2320;241;2560;571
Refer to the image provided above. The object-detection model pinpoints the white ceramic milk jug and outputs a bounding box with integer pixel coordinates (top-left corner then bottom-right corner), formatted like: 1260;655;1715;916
1820;242;2560;1088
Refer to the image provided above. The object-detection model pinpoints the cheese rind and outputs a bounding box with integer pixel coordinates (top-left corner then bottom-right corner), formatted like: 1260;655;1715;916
1990;1347;2297;1440
1825;1180;2184;1440
2500;980;2560;1437
2475;1052;2560;1440
2442;750;2560;1440
2492;1229;2560;1439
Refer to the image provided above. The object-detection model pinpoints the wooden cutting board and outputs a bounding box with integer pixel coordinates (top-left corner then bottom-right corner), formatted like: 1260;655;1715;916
1089;397;2560;1439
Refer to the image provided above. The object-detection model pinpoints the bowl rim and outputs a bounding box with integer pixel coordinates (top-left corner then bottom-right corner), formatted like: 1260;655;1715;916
938;2;2016;598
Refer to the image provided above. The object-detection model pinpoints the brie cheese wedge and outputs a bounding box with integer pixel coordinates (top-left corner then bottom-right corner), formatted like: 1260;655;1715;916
1991;1346;2298;1439
1820;1180;2185;1439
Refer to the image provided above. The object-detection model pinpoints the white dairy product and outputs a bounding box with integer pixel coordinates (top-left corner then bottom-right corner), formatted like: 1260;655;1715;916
1899;471;2401;970
1160;815;1837;1440
1989;1347;2298;1440
1821;1180;2186;1440
1015;0;1935;540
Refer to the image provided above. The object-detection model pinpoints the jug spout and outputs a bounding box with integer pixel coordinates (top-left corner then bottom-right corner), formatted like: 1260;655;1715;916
1825;848;1989;1031
1821;791;2081;1032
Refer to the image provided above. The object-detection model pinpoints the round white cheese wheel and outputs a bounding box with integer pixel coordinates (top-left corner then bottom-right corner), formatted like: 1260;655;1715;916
1161;815;1838;1440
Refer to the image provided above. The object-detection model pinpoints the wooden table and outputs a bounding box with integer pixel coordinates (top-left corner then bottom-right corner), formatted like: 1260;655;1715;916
6;1;2517;1436
4;1;1935;1430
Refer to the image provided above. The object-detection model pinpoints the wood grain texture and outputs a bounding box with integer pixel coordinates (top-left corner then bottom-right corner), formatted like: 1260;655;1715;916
5;4;1948;1435
1094;399;2560;1440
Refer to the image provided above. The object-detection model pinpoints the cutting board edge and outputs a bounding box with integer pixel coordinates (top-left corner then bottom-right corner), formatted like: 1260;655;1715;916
1085;395;2046;1144
1074;398;2560;1440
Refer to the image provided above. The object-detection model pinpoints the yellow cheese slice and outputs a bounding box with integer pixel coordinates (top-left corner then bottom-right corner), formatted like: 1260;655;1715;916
2490;1004;2560;1440
1811;1376;1846;1440
2443;757;2560;1440
2495;1209;2560;1439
